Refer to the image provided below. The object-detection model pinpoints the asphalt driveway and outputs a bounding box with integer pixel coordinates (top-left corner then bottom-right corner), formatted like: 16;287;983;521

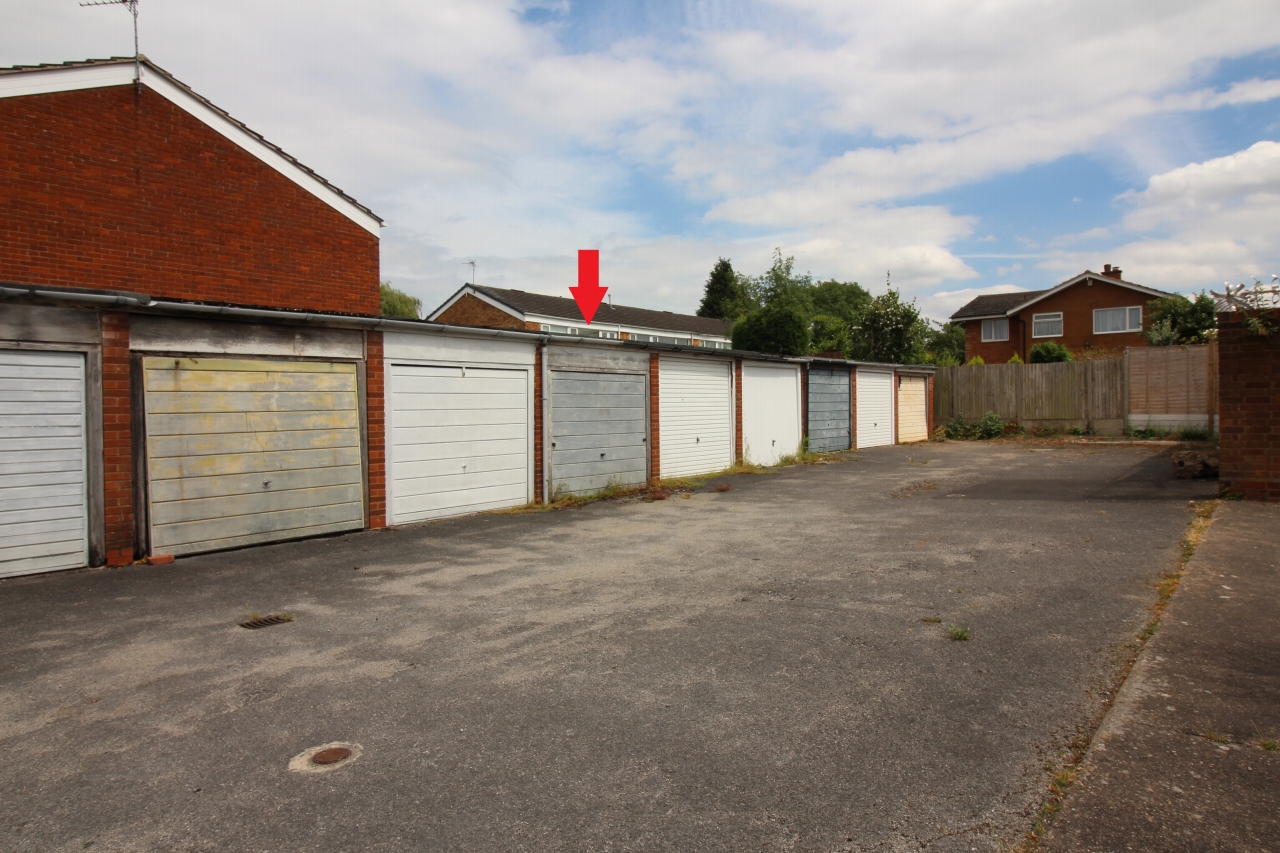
0;441;1216;852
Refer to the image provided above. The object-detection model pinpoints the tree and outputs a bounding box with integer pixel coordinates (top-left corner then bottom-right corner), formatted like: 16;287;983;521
810;314;852;355
810;279;871;325
731;303;811;355
848;289;928;364
923;321;965;366
380;281;421;319
744;249;813;313
1144;293;1216;345
696;258;751;320
1029;341;1073;363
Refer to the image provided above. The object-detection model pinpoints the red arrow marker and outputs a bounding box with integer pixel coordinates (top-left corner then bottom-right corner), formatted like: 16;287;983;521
570;249;607;325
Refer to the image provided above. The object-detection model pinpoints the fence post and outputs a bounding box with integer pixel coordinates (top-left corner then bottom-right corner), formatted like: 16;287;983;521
1122;348;1130;433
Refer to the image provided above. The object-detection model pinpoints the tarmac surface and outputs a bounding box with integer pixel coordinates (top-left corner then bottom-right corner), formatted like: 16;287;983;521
0;440;1216;852
1042;500;1280;853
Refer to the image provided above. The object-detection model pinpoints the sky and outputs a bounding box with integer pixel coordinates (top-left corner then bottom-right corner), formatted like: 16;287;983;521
4;0;1279;321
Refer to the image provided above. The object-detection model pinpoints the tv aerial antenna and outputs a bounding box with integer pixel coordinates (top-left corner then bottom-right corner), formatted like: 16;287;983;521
80;0;140;90
462;260;476;285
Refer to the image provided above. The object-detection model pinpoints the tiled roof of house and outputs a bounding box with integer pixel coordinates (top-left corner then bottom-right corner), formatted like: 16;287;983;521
1;57;381;224
472;285;733;337
949;290;1048;320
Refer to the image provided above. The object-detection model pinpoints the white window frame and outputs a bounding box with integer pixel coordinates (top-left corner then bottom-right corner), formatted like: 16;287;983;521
981;318;1009;342
1093;306;1143;335
1031;312;1063;338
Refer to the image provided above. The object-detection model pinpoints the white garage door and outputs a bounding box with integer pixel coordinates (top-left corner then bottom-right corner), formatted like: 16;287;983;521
0;350;88;577
550;371;647;495
144;357;364;556
389;363;530;523
856;369;895;449
742;363;802;466
898;376;928;443
659;357;733;479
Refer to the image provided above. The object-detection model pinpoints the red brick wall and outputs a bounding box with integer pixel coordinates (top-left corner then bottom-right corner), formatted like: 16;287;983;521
799;363;808;446
892;371;900;444
0;85;378;315
101;312;133;565
734;359;744;462
435;293;526;330
850;369;858;449
1218;312;1280;501
365;331;386;527
649;354;660;482
964;317;1024;364
1012;279;1151;358
926;374;935;436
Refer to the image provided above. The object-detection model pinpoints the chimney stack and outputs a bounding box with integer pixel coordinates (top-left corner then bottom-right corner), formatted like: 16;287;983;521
1101;264;1123;280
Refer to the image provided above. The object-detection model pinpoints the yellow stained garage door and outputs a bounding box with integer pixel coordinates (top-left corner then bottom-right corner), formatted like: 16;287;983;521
144;357;364;556
897;375;928;443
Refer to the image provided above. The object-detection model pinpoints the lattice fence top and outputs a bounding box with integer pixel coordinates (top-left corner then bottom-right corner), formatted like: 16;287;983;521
1212;275;1280;313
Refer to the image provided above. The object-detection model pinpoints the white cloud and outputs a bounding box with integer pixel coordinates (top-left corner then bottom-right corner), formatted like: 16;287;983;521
1042;141;1280;291
920;284;1030;323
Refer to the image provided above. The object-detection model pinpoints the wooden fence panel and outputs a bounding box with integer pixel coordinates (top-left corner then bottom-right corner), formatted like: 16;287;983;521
1022;362;1081;420
1127;345;1213;415
1087;359;1126;419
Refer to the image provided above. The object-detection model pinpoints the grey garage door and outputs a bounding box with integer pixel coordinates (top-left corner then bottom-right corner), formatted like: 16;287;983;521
807;368;851;452
550;370;647;495
0;350;88;577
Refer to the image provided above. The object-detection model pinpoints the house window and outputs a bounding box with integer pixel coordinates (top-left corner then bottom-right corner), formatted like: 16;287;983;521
698;340;729;349
1032;312;1063;338
540;324;578;335
634;334;690;345
579;328;619;339
981;318;1009;342
1093;306;1142;334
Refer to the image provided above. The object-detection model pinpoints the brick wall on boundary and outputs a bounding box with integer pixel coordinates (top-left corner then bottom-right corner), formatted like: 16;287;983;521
434;294;527;330
648;354;661;482
734;359;744;462
0;85;378;315
1218;311;1280;501
365;331;386;527
101;311;133;565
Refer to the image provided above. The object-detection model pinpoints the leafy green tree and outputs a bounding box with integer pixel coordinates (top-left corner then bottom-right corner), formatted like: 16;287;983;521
697;258;752;320
380;281;421;319
1029;341;1073;363
923;321;965;366
744;249;813;313
1144;293;1217;345
731;303;811;355
849;288;928;364
810;279;871;325
810;314;852;355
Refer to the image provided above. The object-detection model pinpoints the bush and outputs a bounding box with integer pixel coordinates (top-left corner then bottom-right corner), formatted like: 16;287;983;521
1029;341;1073;363
1007;352;1023;363
965;355;985;366
944;411;1005;440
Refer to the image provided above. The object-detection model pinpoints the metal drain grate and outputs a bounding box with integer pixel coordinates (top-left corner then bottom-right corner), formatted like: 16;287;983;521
239;613;293;630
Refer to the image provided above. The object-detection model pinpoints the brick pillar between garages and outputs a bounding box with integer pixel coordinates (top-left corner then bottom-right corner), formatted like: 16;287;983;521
893;371;900;445
365;331;386;528
800;363;808;448
101;311;134;565
534;345;544;503
926;374;935;437
734;359;744;462
850;369;858;450
649;353;660;483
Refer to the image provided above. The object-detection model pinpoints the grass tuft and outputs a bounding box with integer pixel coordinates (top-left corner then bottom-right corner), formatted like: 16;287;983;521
946;624;972;641
1260;739;1278;751
1201;730;1230;744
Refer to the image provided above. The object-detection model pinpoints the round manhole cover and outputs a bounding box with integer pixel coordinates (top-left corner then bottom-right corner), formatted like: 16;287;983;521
289;742;362;774
312;747;352;765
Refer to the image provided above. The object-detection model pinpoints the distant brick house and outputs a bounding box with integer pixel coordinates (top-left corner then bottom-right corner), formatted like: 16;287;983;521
950;266;1171;363
429;284;733;348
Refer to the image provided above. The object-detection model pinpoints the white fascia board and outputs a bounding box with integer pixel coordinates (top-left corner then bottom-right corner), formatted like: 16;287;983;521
952;313;1006;321
525;312;730;341
0;64;136;99
0;63;380;237
1010;275;1167;314
139;67;381;237
426;286;523;322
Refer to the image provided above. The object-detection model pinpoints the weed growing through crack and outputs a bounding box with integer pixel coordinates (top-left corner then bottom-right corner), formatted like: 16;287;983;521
1260;739;1278;751
921;616;942;623
1201;730;1230;744
946;624;971;641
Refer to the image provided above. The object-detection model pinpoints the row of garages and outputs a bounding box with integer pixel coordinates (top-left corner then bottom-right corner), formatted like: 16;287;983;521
0;298;933;578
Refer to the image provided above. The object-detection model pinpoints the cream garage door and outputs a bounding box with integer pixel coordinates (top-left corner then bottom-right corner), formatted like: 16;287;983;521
388;363;530;524
742;363;801;466
144;357;364;556
898;376;928;443
856;369;895;449
659;357;733;478
0;350;88;577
